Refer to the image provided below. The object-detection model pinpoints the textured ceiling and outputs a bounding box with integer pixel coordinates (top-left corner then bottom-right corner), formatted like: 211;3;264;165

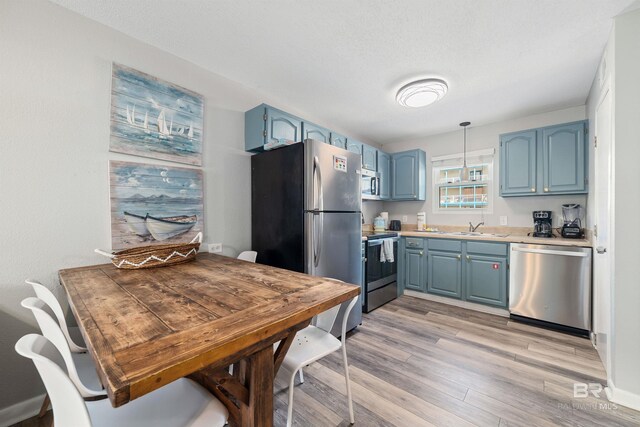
50;0;636;144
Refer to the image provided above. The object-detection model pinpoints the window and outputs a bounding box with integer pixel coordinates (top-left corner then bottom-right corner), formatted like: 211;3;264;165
432;149;494;213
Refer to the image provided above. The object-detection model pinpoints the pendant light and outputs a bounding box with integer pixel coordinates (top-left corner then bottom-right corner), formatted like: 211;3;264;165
460;121;471;182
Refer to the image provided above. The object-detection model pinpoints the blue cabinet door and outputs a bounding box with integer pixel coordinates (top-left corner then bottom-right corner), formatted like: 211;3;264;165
542;121;587;194
266;107;303;147
404;248;425;292
391;150;426;200
304;122;330;144
330;132;347;149
500;130;537;196
362;145;378;171
378;152;391;200
464;255;507;308
427;250;462;298
346;139;363;157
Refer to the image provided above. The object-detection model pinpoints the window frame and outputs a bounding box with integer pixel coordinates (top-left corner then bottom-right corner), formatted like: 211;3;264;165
431;149;495;215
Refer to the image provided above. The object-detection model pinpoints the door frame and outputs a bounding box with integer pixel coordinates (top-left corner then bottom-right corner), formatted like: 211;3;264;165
593;76;614;378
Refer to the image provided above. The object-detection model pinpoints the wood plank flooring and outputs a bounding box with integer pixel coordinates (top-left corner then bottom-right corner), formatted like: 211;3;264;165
13;296;640;426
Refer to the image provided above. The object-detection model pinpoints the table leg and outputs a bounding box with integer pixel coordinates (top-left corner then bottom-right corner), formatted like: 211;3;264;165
240;345;274;427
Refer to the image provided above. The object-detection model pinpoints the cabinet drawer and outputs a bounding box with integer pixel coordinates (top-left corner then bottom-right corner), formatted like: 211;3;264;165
428;239;462;252
405;238;424;249
466;241;508;257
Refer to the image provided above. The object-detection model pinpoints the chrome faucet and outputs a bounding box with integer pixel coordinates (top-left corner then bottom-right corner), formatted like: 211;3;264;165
469;221;484;232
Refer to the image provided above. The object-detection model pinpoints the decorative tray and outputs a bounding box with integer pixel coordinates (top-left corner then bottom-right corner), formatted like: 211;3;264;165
95;233;202;269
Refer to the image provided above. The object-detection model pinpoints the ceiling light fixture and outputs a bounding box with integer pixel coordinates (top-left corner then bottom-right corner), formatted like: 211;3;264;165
460;121;471;182
396;78;448;108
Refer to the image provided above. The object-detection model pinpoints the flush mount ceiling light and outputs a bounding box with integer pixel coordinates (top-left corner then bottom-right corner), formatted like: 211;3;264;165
396;78;448;108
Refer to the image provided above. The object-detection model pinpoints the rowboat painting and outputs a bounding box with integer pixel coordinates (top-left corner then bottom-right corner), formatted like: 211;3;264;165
110;63;204;166
110;160;203;250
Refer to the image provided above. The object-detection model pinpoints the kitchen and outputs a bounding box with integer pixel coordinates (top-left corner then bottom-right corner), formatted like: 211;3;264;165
2;1;640;427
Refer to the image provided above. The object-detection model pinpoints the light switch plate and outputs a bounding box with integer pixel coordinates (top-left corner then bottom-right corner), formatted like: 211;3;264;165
402;215;408;223
499;216;508;226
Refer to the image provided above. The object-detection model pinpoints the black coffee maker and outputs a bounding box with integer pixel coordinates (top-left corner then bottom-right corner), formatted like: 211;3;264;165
533;211;553;238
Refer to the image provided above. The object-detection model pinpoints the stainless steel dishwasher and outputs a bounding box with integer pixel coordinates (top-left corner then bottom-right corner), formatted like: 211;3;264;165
509;243;592;333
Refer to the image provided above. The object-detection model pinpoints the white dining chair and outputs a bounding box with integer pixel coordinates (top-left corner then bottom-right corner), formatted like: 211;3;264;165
237;251;258;263
21;297;105;399
16;334;228;427
280;295;359;427
25;279;86;353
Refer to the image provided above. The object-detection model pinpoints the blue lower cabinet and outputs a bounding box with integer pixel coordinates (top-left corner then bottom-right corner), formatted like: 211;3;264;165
427;250;462;298
464;255;507;308
404;248;425;292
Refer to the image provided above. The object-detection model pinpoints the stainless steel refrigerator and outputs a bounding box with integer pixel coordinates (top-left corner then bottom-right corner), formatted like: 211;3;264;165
251;140;362;336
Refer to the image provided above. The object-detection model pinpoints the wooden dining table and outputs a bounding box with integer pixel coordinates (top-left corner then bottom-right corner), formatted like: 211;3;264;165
59;253;359;427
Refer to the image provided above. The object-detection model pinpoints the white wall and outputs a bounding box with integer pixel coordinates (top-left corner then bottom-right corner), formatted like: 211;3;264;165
609;7;640;409
0;0;334;417
380;106;587;228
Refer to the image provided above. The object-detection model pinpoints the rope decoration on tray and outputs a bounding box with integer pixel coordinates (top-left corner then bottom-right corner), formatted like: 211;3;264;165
95;233;203;269
113;248;199;268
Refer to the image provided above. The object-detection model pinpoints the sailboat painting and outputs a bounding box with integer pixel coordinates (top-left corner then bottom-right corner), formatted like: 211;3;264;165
109;160;204;250
110;63;204;166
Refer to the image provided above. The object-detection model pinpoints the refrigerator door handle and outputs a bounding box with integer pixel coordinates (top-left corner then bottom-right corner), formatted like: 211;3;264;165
314;155;324;211
316;212;323;267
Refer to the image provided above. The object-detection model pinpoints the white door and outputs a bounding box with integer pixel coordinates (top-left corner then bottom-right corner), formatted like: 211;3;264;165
593;81;613;374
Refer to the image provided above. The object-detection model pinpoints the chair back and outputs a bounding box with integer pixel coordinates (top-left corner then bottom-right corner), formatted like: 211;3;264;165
16;334;92;427
26;279;86;353
21;297;103;398
237;251;258;263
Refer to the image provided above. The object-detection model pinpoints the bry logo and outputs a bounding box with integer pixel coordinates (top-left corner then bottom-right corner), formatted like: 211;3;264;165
573;382;613;400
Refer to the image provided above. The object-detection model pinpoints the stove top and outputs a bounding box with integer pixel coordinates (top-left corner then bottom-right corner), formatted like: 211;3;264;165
362;231;399;240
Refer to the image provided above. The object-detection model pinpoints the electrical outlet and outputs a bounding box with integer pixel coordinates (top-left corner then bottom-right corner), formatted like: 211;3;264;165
402;215;408;223
208;243;223;253
500;216;508;226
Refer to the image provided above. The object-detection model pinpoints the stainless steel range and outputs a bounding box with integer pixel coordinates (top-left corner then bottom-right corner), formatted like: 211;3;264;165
364;231;399;312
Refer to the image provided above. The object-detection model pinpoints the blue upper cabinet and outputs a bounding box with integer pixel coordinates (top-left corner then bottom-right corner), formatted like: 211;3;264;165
378;151;391;200
500;130;537;195
542;122;587;194
303;122;331;144
391;150;426;201
330;132;347;149
499;120;588;197
245;104;303;152
362;144;377;171
346;139;363;157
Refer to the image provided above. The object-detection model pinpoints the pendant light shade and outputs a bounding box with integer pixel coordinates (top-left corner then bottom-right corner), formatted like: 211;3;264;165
460;121;471;182
396;79;448;108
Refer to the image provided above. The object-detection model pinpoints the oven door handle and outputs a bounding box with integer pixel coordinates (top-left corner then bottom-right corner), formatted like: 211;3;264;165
367;238;400;247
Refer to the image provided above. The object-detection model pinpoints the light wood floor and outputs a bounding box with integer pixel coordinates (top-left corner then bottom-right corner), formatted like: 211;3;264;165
14;296;640;426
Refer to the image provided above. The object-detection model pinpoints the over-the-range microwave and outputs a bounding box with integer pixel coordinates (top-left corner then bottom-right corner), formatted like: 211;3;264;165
361;169;380;200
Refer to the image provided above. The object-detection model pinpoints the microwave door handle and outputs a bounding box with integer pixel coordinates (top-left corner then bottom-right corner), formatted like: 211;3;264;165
376;177;381;195
371;177;377;195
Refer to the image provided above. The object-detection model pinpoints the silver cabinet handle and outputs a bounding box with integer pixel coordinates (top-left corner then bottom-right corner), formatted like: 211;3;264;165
456;254;461;261
544;187;549;192
466;255;470;261
596;246;607;254
531;187;536;192
419;251;423;256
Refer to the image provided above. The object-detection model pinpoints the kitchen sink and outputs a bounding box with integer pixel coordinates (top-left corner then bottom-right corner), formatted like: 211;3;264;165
411;230;510;238
446;231;510;238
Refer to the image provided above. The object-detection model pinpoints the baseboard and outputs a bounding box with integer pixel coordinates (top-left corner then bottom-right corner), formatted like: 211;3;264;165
403;290;510;317
0;394;46;427
607;379;640;411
